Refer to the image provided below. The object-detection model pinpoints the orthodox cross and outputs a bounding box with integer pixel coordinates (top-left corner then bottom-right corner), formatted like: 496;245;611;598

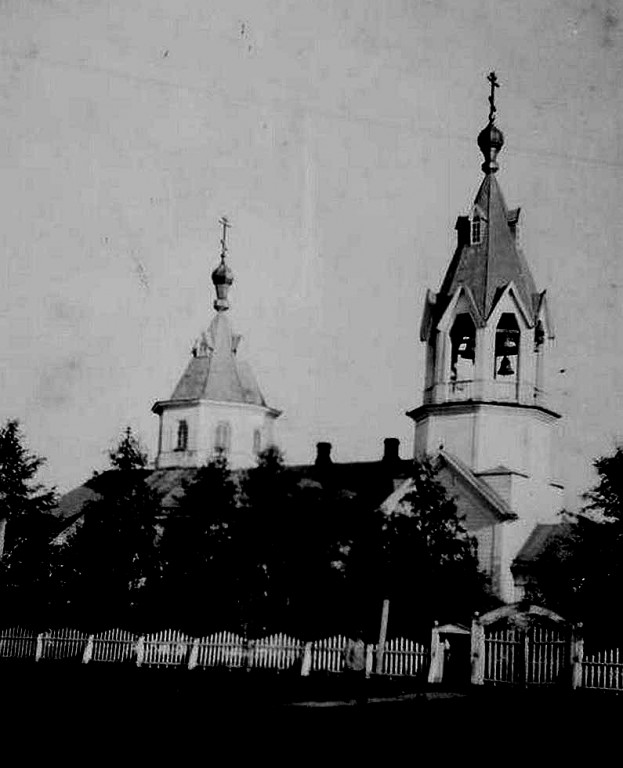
219;216;231;257
487;71;499;123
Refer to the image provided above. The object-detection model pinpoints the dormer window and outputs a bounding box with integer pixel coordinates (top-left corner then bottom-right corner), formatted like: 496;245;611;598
175;420;188;451
471;215;482;245
214;421;232;454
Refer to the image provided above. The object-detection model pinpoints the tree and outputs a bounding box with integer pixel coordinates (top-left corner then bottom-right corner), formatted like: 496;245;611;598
234;445;295;634
525;446;623;638
347;458;493;637
0;419;57;622
62;427;162;629
159;451;240;632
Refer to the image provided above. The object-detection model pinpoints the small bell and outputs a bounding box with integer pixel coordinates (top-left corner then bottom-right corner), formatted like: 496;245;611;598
497;355;514;377
458;336;475;360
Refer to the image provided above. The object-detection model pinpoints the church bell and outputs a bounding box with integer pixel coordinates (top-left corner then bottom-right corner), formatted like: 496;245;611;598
458;335;475;360
497;355;514;376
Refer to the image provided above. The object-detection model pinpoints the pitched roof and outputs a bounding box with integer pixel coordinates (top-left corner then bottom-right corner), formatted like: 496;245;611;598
165;312;267;408
439;449;517;522
439;173;538;321
512;522;573;570
51;457;414;532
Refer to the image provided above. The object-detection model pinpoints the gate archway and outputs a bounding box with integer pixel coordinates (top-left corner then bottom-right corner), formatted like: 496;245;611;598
471;605;577;688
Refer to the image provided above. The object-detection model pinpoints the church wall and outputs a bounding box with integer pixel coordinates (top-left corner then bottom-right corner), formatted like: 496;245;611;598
437;467;498;583
414;412;475;466
156;401;275;469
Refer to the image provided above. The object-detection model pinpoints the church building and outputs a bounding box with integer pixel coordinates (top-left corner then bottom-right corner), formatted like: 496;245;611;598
406;74;564;602
53;75;565;607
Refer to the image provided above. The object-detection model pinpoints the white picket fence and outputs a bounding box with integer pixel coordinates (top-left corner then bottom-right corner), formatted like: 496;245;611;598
0;627;429;678
582;648;623;691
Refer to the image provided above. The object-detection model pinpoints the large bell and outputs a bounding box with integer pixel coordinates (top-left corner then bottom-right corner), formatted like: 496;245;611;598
497;355;514;377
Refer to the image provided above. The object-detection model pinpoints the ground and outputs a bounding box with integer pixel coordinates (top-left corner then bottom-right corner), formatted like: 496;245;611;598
0;664;617;760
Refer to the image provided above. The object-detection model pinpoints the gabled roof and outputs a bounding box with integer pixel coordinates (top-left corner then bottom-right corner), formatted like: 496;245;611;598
439;174;538;322
438;449;517;522
512;522;573;570
162;312;268;409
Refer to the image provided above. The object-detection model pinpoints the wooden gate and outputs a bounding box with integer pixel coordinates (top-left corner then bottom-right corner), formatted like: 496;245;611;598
472;605;573;687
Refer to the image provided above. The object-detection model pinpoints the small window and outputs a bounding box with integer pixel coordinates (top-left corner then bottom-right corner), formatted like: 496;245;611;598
253;429;262;455
176;420;188;451
215;421;232;454
471;216;481;245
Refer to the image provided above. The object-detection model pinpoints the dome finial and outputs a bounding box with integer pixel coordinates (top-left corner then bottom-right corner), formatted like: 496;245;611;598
477;71;504;174
211;216;234;311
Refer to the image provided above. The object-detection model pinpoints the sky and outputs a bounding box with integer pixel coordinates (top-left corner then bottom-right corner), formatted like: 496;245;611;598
1;0;622;509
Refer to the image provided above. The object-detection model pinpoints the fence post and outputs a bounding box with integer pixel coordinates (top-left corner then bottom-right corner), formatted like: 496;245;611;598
35;632;45;663
82;634;94;664
375;598;390;674
428;621;444;684
187;639;199;671
571;622;584;690
470;613;485;686
135;636;145;668
365;644;374;679
301;642;312;677
245;638;255;671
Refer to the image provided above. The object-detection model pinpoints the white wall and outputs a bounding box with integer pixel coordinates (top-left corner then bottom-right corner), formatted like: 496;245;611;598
156;400;277;469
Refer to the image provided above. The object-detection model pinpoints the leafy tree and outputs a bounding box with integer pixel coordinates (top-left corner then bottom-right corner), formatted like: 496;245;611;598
0;419;57;623
347;458;493;638
62;427;162;629
159;451;240;632
234;445;295;634
525;446;623;639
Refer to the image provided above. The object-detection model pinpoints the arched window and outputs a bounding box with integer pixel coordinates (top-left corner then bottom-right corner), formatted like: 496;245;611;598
253;429;262;455
214;421;232;454
450;314;476;381
495;313;520;379
471;215;482;245
176;420;188;451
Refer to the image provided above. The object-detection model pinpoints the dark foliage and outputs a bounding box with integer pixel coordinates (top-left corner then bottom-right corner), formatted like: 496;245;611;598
0;420;57;624
158;451;240;633
347;458;494;639
58;428;162;630
525;446;623;640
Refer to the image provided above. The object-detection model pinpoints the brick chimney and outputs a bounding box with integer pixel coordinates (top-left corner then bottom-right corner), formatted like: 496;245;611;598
382;437;400;464
315;442;333;467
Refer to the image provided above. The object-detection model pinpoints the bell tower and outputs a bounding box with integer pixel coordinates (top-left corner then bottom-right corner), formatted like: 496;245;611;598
152;218;281;469
408;74;563;601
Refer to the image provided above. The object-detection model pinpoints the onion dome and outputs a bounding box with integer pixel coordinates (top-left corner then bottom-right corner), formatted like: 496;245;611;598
212;257;234;311
478;71;504;174
478;122;504;174
212;216;234;311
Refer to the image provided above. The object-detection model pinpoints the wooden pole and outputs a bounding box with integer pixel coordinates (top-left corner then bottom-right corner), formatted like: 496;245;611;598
375;598;390;674
571;623;584;690
470;613;485;685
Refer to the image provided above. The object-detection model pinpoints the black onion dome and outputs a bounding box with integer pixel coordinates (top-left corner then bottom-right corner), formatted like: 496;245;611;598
211;258;234;287
478;122;505;153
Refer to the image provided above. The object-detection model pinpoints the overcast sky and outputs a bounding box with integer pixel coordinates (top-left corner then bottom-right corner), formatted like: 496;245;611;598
1;0;622;509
